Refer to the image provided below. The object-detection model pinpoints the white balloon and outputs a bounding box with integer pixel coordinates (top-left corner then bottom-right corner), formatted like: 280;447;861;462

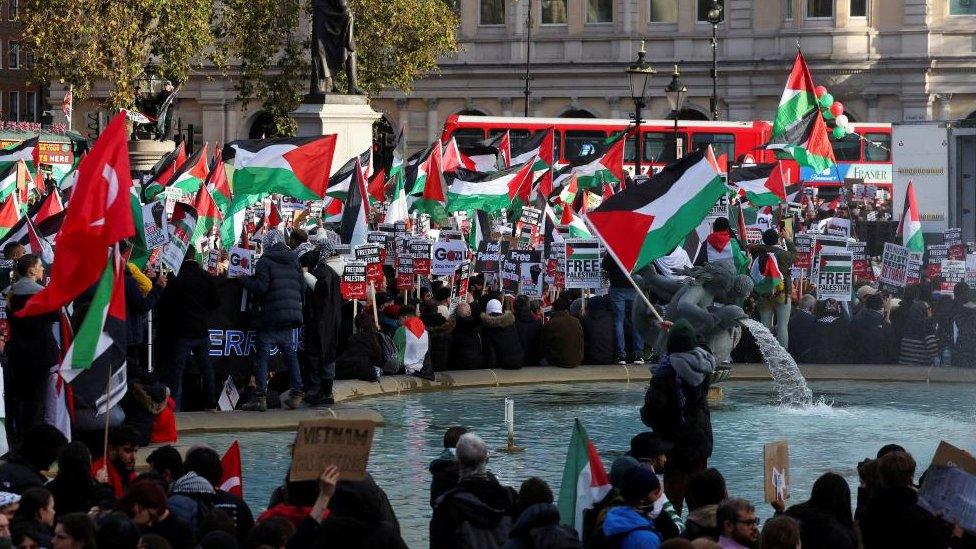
835;114;849;128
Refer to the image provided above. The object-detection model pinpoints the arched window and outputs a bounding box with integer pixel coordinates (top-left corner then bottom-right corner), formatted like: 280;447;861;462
560;108;596;118
457;109;488;116
966;110;976;120
248;111;275;140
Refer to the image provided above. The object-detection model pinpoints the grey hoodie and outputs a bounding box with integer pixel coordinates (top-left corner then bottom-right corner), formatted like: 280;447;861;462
668;347;716;387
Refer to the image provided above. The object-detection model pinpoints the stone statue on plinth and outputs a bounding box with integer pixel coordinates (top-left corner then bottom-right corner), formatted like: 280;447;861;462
309;0;362;100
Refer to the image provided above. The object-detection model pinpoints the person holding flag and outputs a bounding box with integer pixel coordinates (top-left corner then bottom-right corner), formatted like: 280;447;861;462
749;228;796;348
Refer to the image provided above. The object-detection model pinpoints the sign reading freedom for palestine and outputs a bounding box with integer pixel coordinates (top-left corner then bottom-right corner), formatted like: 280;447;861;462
289;419;376;482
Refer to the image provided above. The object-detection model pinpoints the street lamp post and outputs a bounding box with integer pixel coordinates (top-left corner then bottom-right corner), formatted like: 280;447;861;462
706;0;723;121
523;0;534;117
625;41;655;177
664;65;687;160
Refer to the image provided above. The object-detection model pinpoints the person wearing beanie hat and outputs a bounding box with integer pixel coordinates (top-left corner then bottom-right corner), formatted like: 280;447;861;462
582;456;641;545
480;297;524;369
641;319;716;515
601;467;663;548
749;227;795;348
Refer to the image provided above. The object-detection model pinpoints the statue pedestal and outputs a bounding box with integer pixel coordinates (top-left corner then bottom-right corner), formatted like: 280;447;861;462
292;95;381;174
128;139;176;173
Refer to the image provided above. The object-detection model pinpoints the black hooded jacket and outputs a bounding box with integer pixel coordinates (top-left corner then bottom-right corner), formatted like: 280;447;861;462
287;475;405;549
785;501;858;549
502;503;581;549
481;312;525;370
241;242;303;329
430;474;517;549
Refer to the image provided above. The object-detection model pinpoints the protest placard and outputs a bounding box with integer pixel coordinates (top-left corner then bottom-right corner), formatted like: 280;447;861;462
847;241;872;281
500;249;524;295
907;252;923;285
142;202;169;249
431;240;468;276
408;238;432;276
880;242;909;294
814;233;848;254
517;250;544;298
968;255;976;287
918;441;976;535
450;261;471;308
816;253;853;301
206;249;221;275
705;194;729;226
161;203;198;275
289;419;376;482
764;441;790;503
340;262;367;300
396;256;414;291
822;217;851;238
518;207;542;228
746;227;763;245
945;228;963;247
793;234;813;270
279;196;306;212
354;243;382;265
926;244;949;278
474;240;507;273
941;260;966;294
438;229;464;242
217;376;240;412
366;232;391;265
227;247;255;278
564;239;603;290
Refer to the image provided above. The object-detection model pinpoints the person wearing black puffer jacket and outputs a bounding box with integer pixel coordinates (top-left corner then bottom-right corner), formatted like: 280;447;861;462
513;296;542;366
241;229;305;411
582;295;615;365
481;299;525;370
422;301;456;372
450;302;484;370
503;477;580;549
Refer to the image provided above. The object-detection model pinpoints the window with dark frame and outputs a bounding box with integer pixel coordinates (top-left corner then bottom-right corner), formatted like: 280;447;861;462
586;0;613;23
850;0;867;17
696;0;723;22
807;0;833;18
542;0;568;24
649;0;677;22
480;0;504;25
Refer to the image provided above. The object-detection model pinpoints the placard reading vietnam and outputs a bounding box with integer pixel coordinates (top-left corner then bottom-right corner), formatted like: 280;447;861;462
816;252;853;301
564;239;603;290
289;419;376;482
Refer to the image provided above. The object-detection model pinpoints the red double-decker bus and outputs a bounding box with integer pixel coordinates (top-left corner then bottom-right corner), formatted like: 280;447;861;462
441;115;892;190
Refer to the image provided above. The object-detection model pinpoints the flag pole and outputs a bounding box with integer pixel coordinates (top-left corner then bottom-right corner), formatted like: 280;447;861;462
101;246;119;476
580;215;665;324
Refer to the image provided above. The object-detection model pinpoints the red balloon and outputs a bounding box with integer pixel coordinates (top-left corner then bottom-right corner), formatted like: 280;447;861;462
830;101;844;117
815;85;827;99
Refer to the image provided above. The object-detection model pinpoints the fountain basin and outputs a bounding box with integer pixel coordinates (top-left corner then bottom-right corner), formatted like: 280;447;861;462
182;379;976;548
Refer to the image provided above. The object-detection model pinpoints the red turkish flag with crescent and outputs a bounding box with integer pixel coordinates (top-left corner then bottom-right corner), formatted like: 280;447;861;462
219;440;244;498
18;112;134;317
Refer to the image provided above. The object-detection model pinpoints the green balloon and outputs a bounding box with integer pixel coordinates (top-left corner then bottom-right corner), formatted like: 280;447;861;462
832;125;847;139
820;92;834;109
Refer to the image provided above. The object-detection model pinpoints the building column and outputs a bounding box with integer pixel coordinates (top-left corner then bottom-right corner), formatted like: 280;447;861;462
198;98;227;147
500;97;513;117
529;96;543;117
901;93;933;122
862;93;879;121
935;93;953;120
395;98;410;147
608;97;621;119
426;98;439;144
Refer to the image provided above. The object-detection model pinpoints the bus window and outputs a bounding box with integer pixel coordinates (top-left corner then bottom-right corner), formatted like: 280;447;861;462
641;132;687;163
864;132;891;161
565;130;607;160
452;128;486;148
691;133;735;163
489;128;531;149
553;132;562;162
830;133;861;161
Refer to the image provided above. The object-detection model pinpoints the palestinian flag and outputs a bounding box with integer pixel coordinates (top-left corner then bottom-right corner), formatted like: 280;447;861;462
0;161;20;202
765;108;836;174
531;168;554;204
459;138;503;172
445;161;534;214
586;147;726;274
219;441;244;498
511;128;554;170
206;148;232;215
322;195;343;223
0;137;39;175
557;419;611;535
143;143;187;200
324;148;372;201
558;172;580;205
442;137;475;173
395;316;429;376
773;51;819;140
559;202;591;238
0;193;20;239
26;217;54;266
367;167;386;204
383;167;408;224
410;142;449;222
60;249;127;416
405;143;437;195
128;186;152;269
0;192;65;253
165;143;210;197
467;209;492;250
703;230;750;275
582;190;602;214
818;194;842;213
16;161;36;208
897;180;924;253
751;252;784;295
338;158;370;246
191;185;223;245
729;162;787;206
223;135;338;206
566;132;625;188
487;131;512;168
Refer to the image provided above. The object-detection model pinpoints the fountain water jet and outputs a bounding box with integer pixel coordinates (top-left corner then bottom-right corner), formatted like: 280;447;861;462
740;318;813;406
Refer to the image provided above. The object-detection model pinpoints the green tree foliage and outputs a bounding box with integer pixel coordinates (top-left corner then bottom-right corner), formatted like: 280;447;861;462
21;0;459;136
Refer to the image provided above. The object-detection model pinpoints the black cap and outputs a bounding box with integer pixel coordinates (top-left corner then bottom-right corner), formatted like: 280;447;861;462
628;432;673;460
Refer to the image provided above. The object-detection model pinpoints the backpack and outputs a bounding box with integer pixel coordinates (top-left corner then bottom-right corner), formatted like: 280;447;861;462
376;332;400;375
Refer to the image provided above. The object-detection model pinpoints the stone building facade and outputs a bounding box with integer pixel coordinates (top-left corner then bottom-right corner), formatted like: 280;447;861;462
51;0;976;152
0;0;41;123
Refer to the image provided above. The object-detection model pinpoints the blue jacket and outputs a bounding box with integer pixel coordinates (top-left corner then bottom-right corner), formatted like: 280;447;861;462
602;506;661;549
